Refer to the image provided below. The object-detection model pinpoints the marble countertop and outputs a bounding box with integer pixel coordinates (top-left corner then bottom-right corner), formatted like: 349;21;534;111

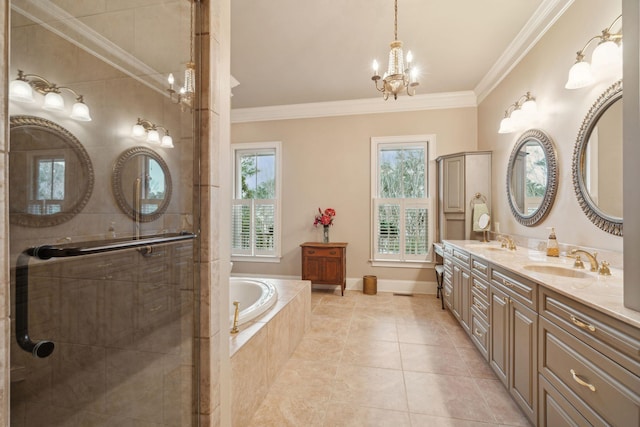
442;240;640;329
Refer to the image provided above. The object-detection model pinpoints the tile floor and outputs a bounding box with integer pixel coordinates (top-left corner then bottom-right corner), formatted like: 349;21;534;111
248;288;532;427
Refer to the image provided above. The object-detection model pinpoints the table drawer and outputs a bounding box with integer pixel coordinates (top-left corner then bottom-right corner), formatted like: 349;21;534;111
302;247;342;258
491;266;536;309
539;316;640;427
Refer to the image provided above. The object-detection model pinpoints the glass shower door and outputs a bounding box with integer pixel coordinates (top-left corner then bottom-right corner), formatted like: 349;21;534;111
8;1;199;425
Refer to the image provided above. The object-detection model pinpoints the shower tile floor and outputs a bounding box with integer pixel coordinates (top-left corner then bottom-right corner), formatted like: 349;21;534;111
248;289;531;427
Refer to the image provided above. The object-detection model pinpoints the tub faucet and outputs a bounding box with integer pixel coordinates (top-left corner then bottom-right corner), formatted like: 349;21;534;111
570;249;598;272
231;301;240;334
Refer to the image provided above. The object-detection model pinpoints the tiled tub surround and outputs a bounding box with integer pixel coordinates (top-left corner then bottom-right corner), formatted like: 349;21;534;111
229;279;311;427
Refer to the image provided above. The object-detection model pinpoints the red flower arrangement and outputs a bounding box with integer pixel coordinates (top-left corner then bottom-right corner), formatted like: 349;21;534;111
313;207;336;227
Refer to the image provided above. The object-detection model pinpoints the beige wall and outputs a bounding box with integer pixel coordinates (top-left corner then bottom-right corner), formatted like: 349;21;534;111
232;108;477;283
478;0;622;252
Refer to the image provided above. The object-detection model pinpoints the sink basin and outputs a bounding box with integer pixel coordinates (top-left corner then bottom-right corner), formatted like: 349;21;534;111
523;264;591;279
465;244;504;252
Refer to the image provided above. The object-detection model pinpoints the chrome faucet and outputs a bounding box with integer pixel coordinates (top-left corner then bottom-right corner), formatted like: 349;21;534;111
497;235;517;250
570;249;598;272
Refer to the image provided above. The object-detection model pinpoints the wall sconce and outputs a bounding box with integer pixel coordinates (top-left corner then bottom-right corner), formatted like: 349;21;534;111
498;92;537;134
131;118;174;148
565;15;622;89
9;70;92;121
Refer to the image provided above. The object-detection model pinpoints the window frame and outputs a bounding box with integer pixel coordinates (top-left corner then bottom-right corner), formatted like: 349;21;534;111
231;141;282;263
370;135;436;268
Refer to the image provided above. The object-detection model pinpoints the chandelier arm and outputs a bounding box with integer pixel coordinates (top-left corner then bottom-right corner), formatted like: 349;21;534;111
606;14;623;35
575;35;604;60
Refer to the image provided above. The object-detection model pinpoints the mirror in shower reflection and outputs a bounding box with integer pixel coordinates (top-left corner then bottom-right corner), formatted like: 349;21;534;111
112;147;173;223
9;115;94;227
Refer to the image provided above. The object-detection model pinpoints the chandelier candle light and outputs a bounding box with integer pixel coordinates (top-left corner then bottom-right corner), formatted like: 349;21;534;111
314;208;336;243
371;0;419;100
565;15;622;89
167;0;196;108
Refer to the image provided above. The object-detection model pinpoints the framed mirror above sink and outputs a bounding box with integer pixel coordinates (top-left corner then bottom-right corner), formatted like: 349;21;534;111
9;115;94;227
572;80;622;236
506;129;558;226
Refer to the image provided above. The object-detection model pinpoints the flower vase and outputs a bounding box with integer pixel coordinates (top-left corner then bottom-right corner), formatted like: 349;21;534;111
323;225;330;243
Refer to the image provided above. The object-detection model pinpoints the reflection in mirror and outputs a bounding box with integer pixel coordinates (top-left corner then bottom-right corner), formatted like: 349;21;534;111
574;80;622;235
9;115;94;227
112;146;172;222
506;129;558;226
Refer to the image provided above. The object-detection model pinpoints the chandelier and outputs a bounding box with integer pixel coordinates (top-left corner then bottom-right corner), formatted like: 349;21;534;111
167;0;196;109
371;0;419;100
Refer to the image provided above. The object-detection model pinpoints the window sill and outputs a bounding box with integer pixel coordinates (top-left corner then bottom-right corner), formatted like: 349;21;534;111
369;259;435;269
231;255;282;263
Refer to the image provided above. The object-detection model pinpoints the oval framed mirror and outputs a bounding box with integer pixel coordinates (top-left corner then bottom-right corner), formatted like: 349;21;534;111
9;115;94;227
112;146;172;222
506;129;558;226
572;80;622;236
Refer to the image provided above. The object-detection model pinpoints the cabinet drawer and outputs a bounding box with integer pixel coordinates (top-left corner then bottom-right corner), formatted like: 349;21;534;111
470;309;489;360
452;248;470;266
539;375;593;427
490;266;537;309
443;257;453;272
471;275;489;302
471;256;489;281
471;291;489;321
302;247;342;258
540;287;640;371
443;283;453;310
539;316;640;427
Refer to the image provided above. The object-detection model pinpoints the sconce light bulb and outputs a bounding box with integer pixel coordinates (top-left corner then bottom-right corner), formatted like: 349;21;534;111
147;129;160;144
9;79;35;103
591;40;621;72
372;59;379;74
565;60;594;89
132;123;146;138
161;135;174;148
498;117;515;134
70;101;92;121
168;73;175;86
521;98;537;115
42;91;65;111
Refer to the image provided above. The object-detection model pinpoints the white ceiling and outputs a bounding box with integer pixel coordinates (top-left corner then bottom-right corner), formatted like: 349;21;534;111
230;0;570;110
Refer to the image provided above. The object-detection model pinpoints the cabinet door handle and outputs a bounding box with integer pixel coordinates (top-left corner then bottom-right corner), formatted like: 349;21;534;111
445;291;451;297
570;369;596;392
307;250;315;254
474;328;485;337
474;263;487;273
503;297;509;304
502;278;515;288
570;315;596;332
472;283;483;290
329;251;337;255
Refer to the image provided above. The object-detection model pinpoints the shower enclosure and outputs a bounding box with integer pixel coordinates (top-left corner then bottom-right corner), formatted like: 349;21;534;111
8;1;200;425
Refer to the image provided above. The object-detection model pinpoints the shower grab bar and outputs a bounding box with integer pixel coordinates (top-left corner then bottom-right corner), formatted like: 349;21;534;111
16;231;196;358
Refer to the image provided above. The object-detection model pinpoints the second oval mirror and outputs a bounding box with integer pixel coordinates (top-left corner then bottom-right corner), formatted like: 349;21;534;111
112;146;172;222
506;129;558;226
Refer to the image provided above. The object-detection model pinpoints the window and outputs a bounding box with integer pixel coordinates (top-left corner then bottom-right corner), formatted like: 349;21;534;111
371;135;435;266
232;142;282;261
30;156;65;215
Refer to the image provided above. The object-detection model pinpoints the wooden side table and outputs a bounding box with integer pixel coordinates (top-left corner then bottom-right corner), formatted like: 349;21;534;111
300;242;348;295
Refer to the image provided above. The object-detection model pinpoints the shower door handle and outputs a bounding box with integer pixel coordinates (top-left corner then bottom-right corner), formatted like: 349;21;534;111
15;252;54;358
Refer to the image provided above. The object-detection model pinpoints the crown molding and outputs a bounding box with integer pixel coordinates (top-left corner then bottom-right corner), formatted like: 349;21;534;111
231;91;477;123
474;0;575;103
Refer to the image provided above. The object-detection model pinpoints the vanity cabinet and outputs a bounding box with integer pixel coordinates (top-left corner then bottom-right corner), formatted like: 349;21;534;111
470;256;490;360
489;266;538;424
436;151;492;241
300;242;347;295
447;246;472;333
538;287;640;426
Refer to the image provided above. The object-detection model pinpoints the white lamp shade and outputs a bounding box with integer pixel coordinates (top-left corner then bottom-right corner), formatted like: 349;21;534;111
147;129;160;144
565;60;594;89
70;101;92;121
9;79;35;103
132;123;146;138
592;40;621;72
42;92;65;111
521;99;537;115
498;117;515;134
161;135;174;148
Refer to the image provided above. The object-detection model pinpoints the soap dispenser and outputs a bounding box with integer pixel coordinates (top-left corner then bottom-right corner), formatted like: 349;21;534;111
546;227;559;257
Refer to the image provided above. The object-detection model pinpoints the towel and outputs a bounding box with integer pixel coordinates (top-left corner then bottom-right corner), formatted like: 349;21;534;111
473;203;490;231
